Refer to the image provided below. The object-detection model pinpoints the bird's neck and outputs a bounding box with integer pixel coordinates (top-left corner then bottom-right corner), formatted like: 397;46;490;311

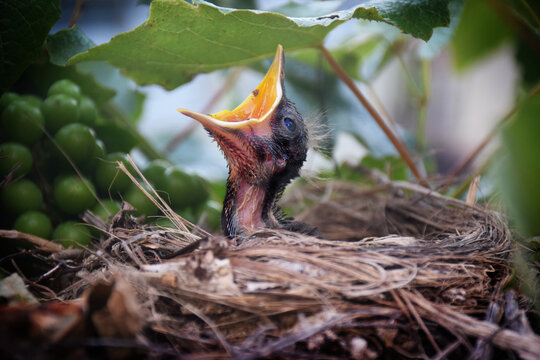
222;176;281;238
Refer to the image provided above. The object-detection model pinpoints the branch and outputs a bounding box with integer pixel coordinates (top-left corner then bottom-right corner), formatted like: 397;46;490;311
487;0;540;56
68;0;85;28
319;46;429;187
0;230;64;253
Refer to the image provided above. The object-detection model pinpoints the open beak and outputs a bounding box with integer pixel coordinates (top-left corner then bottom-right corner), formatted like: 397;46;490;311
178;45;284;137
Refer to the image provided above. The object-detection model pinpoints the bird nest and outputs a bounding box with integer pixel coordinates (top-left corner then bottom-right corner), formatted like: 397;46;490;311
5;179;540;359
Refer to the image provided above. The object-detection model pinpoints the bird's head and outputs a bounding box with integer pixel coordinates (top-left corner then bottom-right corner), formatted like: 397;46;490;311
178;45;309;237
178;45;308;185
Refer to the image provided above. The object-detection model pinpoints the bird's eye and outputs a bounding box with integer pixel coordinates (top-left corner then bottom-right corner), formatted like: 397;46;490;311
283;117;296;132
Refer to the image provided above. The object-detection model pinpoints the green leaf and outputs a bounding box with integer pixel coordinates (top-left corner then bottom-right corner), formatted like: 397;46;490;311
46;26;96;66
501;93;540;236
363;0;450;41
452;0;513;70
269;1;342;17
0;0;61;91
418;0;464;59
68;0;450;89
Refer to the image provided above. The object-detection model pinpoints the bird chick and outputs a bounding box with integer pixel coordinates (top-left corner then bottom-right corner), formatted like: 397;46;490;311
178;45;317;238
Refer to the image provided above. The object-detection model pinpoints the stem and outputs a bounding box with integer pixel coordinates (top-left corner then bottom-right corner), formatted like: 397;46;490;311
366;83;400;134
397;54;422;98
165;68;243;154
520;0;540;28
416;59;431;152
319;46;428;187
101;102;164;161
68;0;85;28
487;0;540;56
446;81;540;184
0;230;64;253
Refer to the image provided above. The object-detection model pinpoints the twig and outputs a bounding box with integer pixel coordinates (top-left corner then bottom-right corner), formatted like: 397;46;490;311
390;290;413;324
519;0;540;28
0;230;64;253
487;0;540;56
446;81;540;184
165;68;243;154
68;0;85;28
430;340;462;360
319;46;429;187
10;259;59;300
408;292;540;360
158;291;232;355
417;59;431;152
120;155;212;240
396;53;422;98
365;83;400;134
400;289;441;353
466;176;481;205
393;181;487;212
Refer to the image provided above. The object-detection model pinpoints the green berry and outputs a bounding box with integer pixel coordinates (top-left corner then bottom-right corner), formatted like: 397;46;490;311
14;211;52;239
94;139;106;159
1;179;43;215
0;142;32;179
54;123;96;165
52;221;92;248
54;175;96;214
125;185;158;217
142;160;170;187
177;208;197;224
94;152;133;193
78;96;97;126
42;94;78;133
0;92;20;113
91;199;121;222
21;95;43;108
202;201;221;231
162;168;209;210
47;79;81;101
1;100;44;145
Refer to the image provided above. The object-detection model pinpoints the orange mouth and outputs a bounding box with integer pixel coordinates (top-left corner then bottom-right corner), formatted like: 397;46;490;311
178;45;284;137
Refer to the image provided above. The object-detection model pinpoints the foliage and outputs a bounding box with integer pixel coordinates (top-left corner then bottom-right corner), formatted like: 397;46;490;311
65;0;450;89
0;0;61;92
46;26;95;66
501;93;540;236
452;0;513;69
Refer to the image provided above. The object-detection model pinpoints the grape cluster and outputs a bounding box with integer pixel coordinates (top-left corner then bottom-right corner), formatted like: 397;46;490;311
1;79;220;249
